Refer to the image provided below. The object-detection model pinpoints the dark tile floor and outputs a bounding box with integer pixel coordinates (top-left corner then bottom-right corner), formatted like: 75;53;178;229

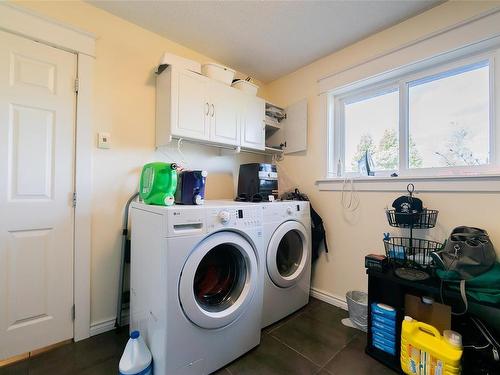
0;299;397;375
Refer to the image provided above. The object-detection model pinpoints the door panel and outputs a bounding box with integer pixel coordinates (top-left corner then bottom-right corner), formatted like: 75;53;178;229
175;70;209;140
282;99;307;154
9;104;54;199
209;81;240;146
241;96;265;150
0;30;76;360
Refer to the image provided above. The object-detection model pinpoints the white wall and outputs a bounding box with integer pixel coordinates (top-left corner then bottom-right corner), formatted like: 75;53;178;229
261;1;500;302
13;0;266;327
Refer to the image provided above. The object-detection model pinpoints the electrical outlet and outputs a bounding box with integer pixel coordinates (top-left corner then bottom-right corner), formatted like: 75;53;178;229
98;132;111;149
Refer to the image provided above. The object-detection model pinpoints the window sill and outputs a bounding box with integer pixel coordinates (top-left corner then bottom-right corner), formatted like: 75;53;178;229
316;174;500;192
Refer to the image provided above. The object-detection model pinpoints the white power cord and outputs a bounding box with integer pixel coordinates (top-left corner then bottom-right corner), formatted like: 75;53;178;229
177;138;189;169
341;176;360;212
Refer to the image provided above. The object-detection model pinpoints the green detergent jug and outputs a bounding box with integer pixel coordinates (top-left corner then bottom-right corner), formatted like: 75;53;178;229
139;162;178;206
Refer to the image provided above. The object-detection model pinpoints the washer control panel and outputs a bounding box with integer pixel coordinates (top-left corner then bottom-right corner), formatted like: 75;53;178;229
207;206;263;230
262;201;310;222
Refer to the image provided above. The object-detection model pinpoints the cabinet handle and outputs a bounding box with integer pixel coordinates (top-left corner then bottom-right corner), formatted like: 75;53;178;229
205;102;210;116
211;104;215;118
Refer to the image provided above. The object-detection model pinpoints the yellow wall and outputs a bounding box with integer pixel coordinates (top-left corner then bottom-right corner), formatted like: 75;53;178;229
261;1;500;302
14;0;266;326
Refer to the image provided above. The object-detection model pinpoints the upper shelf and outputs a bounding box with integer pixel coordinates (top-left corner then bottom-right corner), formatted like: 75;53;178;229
264;119;281;131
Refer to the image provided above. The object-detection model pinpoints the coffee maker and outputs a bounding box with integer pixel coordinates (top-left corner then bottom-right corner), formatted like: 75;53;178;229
236;163;278;202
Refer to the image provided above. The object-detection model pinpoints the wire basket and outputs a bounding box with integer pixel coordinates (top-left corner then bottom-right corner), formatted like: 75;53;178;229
386;209;439;229
383;237;443;269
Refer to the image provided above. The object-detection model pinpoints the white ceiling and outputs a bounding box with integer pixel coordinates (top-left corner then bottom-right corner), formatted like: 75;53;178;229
89;1;442;83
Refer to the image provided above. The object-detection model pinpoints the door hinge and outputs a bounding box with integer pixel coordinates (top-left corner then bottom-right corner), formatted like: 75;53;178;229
71;304;75;321
74;78;79;93
72;192;77;208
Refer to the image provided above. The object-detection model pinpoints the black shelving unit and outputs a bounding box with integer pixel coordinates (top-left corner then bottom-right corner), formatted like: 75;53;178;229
365;267;500;372
366;184;443;372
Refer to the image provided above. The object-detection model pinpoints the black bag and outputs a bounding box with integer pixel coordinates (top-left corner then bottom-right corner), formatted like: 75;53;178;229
281;189;328;261
432;226;496;280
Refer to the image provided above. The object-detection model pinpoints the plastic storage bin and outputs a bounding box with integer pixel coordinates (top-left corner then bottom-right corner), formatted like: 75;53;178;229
231;79;259;95
401;317;462;375
201;63;235;85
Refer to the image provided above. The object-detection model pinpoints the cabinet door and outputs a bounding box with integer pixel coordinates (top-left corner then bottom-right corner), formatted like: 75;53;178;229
208;81;240;146
174;70;209;140
241;96;265;150
282;99;307;154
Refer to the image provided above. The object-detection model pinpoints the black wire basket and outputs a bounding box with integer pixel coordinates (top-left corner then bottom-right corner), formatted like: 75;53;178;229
383;236;444;269
385;209;439;229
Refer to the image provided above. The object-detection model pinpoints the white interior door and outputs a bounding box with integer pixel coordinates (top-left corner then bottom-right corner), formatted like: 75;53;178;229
209;81;240;146
0;30;76;360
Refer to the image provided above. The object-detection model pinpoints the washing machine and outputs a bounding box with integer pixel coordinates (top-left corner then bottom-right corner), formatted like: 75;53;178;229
261;201;311;328
129;201;264;375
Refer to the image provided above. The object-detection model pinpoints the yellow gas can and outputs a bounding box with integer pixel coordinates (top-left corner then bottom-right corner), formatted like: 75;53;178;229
401;317;463;375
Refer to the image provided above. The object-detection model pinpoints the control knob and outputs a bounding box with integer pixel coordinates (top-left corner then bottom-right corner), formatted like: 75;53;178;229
218;210;231;224
287;206;293;215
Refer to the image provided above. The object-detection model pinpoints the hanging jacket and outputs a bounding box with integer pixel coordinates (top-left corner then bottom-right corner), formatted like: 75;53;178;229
281;189;329;262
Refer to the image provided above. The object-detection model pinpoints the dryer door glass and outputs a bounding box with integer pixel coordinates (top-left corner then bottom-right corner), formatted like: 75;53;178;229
276;230;303;277
193;244;247;313
267;221;309;288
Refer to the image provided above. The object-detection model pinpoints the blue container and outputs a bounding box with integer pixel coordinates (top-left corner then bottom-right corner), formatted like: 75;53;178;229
372;333;395;349
371;303;397;319
372;339;396;355
372;313;395;327
175;170;207;205
372;319;396;335
372;327;396;342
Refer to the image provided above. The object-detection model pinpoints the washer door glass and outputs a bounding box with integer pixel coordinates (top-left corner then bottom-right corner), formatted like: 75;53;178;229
194;243;247;313
267;221;309;288
179;231;257;329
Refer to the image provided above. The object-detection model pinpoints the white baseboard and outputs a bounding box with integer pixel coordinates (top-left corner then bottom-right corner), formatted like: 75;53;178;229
310;287;348;311
90;311;129;337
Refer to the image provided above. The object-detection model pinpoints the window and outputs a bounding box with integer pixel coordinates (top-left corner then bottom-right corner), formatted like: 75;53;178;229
343;88;399;173
408;61;490;169
332;53;496;177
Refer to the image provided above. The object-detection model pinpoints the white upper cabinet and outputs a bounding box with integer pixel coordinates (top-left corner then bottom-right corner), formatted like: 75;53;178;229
240;96;265;150
156;65;266;150
176;70;210;140
156;66;209;146
208;80;240;146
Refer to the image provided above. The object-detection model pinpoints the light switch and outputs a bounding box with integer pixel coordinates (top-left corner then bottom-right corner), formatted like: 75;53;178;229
98;132;111;149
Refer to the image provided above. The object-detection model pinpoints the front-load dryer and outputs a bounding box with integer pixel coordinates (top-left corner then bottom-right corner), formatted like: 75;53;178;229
129;201;264;375
261;201;311;328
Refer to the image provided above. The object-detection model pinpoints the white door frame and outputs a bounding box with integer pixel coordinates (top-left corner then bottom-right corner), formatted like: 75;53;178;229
0;3;95;342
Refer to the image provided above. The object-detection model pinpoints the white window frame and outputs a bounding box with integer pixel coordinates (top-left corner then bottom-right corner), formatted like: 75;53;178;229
330;49;500;179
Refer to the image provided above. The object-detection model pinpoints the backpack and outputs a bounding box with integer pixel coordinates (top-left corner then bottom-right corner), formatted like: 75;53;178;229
281;189;329;262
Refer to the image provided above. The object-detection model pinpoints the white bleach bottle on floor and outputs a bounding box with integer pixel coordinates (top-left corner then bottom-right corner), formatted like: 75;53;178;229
119;330;153;375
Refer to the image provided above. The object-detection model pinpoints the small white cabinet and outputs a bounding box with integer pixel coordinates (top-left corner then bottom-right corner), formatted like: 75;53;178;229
240;96;265;150
208;80;240;146
156;66;210;144
265;99;308;154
